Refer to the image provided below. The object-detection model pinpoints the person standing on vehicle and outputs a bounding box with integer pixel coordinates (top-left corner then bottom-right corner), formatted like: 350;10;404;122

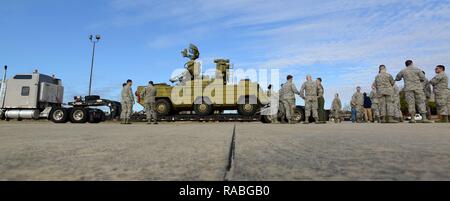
300;75;319;124
331;93;342;123
121;79;134;124
143;81;158;124
281;75;300;124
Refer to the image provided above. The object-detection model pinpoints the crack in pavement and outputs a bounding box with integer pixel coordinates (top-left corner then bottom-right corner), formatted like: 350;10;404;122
223;124;236;181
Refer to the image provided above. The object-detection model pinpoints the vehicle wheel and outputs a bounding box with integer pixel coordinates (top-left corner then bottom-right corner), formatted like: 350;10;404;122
69;108;88;123
51;108;68;123
155;99;172;116
292;109;303;123
238;100;259;116
194;101;213;116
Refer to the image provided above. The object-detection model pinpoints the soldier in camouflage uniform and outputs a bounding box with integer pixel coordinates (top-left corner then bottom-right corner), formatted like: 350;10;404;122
331;93;342;123
281;75;300;124
430;65;449;123
316;78;326;123
278;84;286;123
374;65;397;123
422;71;432;120
143;81;158;124
393;84;404;122
300;75;319;124
351;86;364;123
121;79;135;124
395;60;431;123
369;84;380;123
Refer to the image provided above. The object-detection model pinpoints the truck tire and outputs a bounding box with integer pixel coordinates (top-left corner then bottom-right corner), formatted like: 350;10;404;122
155;99;172;116
194;101;213;116
238;100;259;116
50;108;69;123
69;108;88;123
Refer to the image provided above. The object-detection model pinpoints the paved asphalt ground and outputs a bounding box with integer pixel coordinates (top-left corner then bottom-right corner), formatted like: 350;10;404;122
1;121;449;181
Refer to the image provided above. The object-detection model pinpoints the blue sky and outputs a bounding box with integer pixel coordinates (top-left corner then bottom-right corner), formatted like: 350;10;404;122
1;0;450;110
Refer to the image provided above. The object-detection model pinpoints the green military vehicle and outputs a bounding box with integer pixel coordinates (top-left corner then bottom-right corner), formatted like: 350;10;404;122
135;44;269;117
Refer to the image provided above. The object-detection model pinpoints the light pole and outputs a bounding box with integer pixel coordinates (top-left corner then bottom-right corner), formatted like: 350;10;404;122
88;35;101;96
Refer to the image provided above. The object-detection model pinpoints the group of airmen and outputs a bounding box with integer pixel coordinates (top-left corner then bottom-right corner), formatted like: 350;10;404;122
269;74;327;124
120;59;449;125
272;60;449;124
120;79;158;125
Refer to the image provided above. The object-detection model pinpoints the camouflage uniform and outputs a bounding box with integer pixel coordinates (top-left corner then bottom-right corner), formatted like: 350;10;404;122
121;85;134;122
395;66;427;118
369;89;380;118
317;82;326;122
374;72;395;118
351;91;364;122
143;84;158;123
393;85;403;120
430;72;449;116
422;77;432;119
300;80;319;121
281;80;300;123
331;97;342;123
278;87;285;121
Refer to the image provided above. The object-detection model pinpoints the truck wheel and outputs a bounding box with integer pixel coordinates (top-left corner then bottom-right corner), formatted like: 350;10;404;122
238;102;259;116
292;109;303;123
194;101;213;116
51;108;68;123
69;108;88;123
155;99;172;116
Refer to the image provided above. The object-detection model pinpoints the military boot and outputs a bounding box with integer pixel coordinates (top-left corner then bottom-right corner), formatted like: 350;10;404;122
380;116;386;123
120;119;125;124
126;118;132;124
387;116;399;123
375;116;381;123
436;115;449;123
147;119;152;124
303;117;310;124
314;118;320;124
420;113;432;123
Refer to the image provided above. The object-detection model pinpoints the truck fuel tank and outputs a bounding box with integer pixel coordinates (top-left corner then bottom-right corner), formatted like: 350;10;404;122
5;109;39;119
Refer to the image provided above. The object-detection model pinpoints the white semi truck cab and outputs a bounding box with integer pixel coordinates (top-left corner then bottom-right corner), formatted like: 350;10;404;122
0;66;121;123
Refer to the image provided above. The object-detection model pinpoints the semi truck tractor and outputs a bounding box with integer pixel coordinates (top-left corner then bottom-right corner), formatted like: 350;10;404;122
0;66;121;123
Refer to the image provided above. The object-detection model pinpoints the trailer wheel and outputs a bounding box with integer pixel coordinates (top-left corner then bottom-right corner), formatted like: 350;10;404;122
69;108;88;123
51;108;68;123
